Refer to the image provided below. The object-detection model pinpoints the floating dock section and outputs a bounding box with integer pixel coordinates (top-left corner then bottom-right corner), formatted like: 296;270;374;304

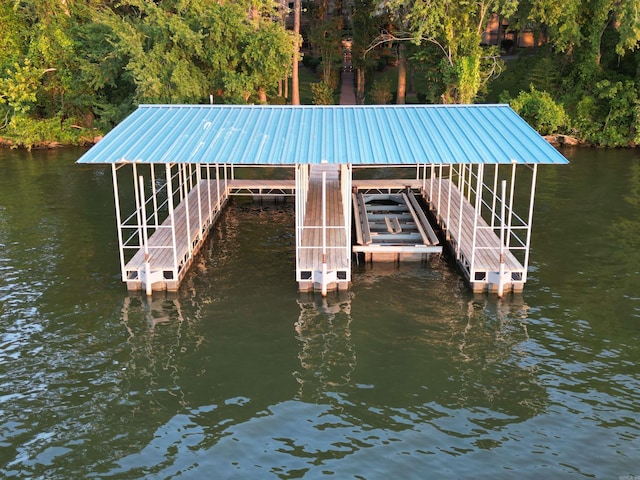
296;164;351;293
422;163;536;294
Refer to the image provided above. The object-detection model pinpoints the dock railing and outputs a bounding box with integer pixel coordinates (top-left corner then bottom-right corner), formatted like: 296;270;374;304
112;162;230;292
424;162;536;291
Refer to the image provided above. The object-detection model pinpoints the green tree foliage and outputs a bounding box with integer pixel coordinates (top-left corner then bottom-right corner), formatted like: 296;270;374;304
311;81;335;104
379;0;517;103
0;1;27;73
97;0;294;104
308;17;343;89
509;86;568;135
523;0;640;76
0;60;40;116
351;0;386;103
574;79;640;147
241;22;295;103
369;78;393;104
2;0;640;148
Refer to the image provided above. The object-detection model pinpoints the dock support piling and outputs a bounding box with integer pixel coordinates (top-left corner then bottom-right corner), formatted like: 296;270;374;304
498;180;507;298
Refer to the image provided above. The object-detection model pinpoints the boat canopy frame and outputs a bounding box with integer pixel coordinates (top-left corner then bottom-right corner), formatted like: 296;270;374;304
77;104;567;293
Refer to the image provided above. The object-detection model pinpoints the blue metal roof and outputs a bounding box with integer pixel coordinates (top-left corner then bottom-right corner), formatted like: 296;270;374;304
77;104;569;165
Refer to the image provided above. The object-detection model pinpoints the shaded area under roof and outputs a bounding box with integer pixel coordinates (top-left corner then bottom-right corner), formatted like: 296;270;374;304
76;104;569;166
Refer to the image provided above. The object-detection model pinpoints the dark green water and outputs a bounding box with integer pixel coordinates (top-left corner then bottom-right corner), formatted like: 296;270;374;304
1;147;639;479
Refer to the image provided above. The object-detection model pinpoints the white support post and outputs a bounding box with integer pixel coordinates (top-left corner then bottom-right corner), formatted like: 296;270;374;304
491;164;499;228
506;162;517;249
111;164;126;281
196;163;203;241
177;165;184;201
183;164;192;256
522;164;538;283
457;166;465;260
150;165;159;227
224;163;228;195
139;176;152;296
422;164;427;192
132;163;144;249
216;164;221;212
437;164;443;220
342;164;352;277
498;180;507;298
470;164;484;277
206;164;212;225
446;164;452;234
295;164;300;276
166;163;178;276
429;164;434;205
321;170;328;297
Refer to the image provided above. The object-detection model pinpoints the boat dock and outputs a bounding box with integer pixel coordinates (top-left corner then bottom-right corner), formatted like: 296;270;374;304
77;104;568;297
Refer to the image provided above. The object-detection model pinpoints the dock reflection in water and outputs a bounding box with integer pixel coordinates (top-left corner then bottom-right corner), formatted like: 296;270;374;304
294;292;355;401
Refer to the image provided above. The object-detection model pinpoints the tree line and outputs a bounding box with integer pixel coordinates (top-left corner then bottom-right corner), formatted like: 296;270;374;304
1;0;640;148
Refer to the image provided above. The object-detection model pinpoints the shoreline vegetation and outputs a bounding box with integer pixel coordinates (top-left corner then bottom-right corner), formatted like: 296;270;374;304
0;126;589;152
0;132;587;151
2;0;639;151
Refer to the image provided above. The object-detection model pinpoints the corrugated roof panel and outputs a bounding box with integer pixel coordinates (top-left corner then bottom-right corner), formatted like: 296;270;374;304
77;104;569;165
421;108;459;163
472;108;510;163
368;108;389;164
477;107;522;163
400;108;436;163
459;108;489;162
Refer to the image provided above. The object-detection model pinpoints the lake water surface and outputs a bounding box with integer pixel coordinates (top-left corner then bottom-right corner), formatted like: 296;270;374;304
1;147;639;479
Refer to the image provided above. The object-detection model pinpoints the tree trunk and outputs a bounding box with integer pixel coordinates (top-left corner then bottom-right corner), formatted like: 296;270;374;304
397;43;406;104
258;87;267;103
292;0;301;105
496;14;503;48
357;68;365;104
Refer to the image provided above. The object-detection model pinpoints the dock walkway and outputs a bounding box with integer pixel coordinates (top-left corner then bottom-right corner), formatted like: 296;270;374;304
298;165;349;291
423;177;526;291
124;179;225;290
